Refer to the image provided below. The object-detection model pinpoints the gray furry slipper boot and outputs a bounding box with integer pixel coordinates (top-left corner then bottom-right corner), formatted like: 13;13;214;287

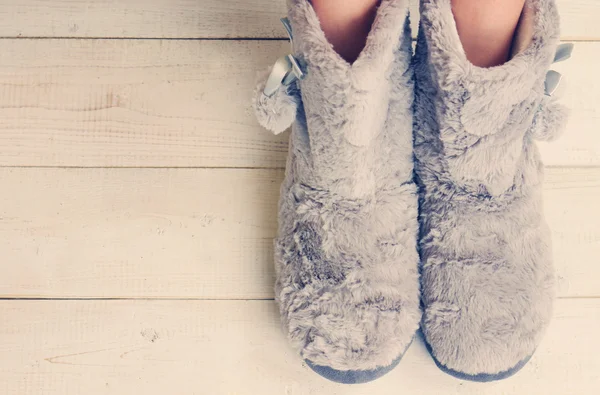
253;0;421;384
413;0;572;382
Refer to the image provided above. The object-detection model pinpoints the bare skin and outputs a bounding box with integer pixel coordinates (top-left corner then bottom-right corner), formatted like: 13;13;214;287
310;0;381;63
451;0;527;67
310;0;527;67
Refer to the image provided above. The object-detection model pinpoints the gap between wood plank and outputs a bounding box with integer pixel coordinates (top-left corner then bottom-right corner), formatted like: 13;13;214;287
0;166;598;170
0;166;289;170
0;296;592;301
0;37;597;42
0;37;291;41
0;297;276;301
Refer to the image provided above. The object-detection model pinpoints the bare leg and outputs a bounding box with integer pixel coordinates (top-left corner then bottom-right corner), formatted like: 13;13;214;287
310;0;381;63
451;0;526;67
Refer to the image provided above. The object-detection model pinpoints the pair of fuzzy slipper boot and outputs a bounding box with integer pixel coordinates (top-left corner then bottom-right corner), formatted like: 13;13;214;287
253;0;571;384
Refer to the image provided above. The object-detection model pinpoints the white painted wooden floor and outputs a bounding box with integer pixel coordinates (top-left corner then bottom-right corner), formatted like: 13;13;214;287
0;1;598;394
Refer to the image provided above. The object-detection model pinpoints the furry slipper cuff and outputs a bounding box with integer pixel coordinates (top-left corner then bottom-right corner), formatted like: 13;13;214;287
415;0;568;196
253;0;421;383
414;0;570;381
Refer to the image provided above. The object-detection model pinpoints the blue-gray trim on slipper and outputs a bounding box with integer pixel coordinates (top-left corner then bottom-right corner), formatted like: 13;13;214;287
424;340;533;382
305;354;403;384
304;338;414;384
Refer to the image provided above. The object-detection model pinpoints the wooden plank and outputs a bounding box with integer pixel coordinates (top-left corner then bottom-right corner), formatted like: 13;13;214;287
0;0;289;39
0;299;598;394
0;0;595;40
544;167;600;298
0;168;282;299
0;167;598;299
539;39;600;166
0;39;291;168
0;40;597;168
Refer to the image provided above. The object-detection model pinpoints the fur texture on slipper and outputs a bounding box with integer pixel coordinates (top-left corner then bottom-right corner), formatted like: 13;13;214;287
253;0;421;372
413;0;568;378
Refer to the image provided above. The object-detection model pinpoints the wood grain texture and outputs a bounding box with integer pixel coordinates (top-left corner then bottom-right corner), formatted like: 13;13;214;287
0;168;281;299
0;0;595;40
0;167;597;299
0;40;597;168
0;299;598;395
0;39;291;168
